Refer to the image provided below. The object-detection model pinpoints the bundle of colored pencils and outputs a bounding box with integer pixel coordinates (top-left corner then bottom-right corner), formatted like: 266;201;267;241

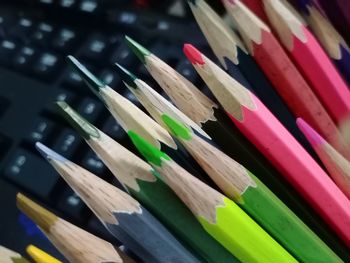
12;0;350;262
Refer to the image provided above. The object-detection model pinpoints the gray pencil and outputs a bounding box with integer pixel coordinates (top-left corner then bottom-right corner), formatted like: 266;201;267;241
35;142;201;263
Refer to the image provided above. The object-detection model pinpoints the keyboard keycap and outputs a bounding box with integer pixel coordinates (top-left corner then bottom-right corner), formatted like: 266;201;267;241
9;18;33;43
13;46;37;71
79;0;100;14
81;34;109;61
33;52;61;79
52;28;78;52
0;39;17;65
102;116;125;140
0;133;12;162
99;68;120;89
57;188;90;221
81;150;105;176
31;22;55;46
52;129;81;159
46;88;76;113
25;118;54;145
109;42;136;68
76;97;103;123
2;149;60;199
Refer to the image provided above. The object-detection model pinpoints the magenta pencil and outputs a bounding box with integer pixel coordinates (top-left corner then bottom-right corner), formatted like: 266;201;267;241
184;43;350;246
263;0;350;126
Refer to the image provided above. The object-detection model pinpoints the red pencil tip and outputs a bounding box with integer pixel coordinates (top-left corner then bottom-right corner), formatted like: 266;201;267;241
296;118;325;147
183;44;205;65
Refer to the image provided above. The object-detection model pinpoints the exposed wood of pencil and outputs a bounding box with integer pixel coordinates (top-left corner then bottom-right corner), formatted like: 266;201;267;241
66;55;176;150
263;0;350;126
129;132;297;263
222;0;350;160
162;114;341;262
16;193;129;263
188;0;316;157
185;44;350;247
55;101;239;263
296;0;350;86
297;118;350;200
35;142;200;263
0;246;30;263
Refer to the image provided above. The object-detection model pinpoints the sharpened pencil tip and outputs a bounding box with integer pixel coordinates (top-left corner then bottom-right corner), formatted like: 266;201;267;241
55;101;100;140
66;55;105;95
296;118;325;147
16;193;58;233
115;63;138;89
183;44;205;65
26;245;62;263
162;114;192;140
128;131;170;166
35;142;68;163
124;36;150;64
187;0;197;5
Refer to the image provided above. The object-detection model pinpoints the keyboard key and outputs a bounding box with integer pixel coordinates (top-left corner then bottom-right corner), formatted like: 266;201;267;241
109;42;136;68
176;59;198;84
46;88;76;113
57;188;90;221
33;52;61;79
2;149;60;199
79;0;100;14
99;68;120;89
12;46;37;71
81;34;109;61
59;0;77;8
52;129;81;159
25;118;55;145
0;39;17;65
76;98;103;122
9;18;33;43
81;150;105;176
102;116;125;140
31;22;55;46
0;133;12;162
52;28;78;52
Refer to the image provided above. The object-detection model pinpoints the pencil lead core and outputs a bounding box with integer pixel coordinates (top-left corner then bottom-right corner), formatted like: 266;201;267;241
35;142;68;163
55;101;100;140
128;131;170;166
125;36;150;64
16;193;57;233
183;44;205;65
296;118;325;147
115;63;138;89
162;114;192;140
66;55;105;96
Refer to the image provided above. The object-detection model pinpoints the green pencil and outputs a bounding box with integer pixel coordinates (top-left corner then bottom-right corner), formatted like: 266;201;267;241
128;131;297;263
55;101;239;263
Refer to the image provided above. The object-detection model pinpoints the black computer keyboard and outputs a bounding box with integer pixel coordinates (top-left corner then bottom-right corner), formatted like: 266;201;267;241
0;0;216;260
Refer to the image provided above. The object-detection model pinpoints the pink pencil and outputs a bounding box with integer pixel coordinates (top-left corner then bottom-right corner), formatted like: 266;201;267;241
297;118;350;200
184;43;350;246
262;0;350;126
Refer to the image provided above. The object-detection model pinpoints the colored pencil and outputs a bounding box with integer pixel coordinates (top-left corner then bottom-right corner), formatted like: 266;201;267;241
162;114;341;262
297;118;350;200
35;142;200;263
183;43;350;246
188;0;316;157
26;245;62;263
128;131;297;263
124;37;350;257
0;246;30;263
318;0;350;45
66;56;212;186
262;0;350;126
295;0;350;86
16;194;134;263
222;0;350;160
55;101;238;263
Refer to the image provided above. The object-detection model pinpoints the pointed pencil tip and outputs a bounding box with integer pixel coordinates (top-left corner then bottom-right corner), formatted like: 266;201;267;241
26;245;62;263
66;55;105;95
162;114;192;140
124;36;150;64
128;131;170;166
16;193;58;233
35;142;67;163
183;44;205;65
114;63;138;89
296;118;325;147
55;101;100;140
